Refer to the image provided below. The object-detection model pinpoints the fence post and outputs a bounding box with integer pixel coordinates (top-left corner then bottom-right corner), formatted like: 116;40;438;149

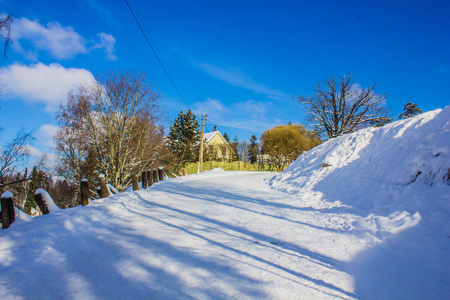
80;179;89;206
34;193;50;214
147;170;153;187
98;174;111;198
132;173;139;191
1;191;15;229
142;171;148;189
158;168;164;181
153;169;159;184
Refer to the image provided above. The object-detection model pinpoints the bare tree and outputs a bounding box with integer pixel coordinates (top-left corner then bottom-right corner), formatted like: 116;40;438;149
0;14;13;56
0;130;34;183
56;69;171;198
295;74;390;139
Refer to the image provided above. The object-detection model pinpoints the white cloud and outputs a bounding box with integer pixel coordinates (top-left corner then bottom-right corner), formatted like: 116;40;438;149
196;63;290;101
11;17;87;60
92;33;117;60
25;145;44;158
192;98;276;134
193;98;230;120
235;99;267;120
25;145;58;170
39;124;59;148
1;62;95;111
10;17;117;60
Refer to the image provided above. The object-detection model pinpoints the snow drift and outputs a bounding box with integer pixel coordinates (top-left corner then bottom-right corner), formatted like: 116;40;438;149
271;106;449;212
270;106;450;298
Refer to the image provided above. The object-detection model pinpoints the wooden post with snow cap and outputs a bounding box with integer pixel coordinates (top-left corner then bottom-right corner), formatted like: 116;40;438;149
1;191;15;229
98;174;111;198
34;193;50;214
142;171;148;189
80;179;89;206
158;167;164;181
147;170;153;187
131;174;139;191
35;189;61;212
153;169;159;184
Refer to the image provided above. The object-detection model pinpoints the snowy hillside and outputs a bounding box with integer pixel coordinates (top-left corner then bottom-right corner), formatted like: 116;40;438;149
0;108;449;299
270;106;450;298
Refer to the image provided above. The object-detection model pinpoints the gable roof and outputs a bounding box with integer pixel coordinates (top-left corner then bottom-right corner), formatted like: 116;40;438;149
203;131;220;144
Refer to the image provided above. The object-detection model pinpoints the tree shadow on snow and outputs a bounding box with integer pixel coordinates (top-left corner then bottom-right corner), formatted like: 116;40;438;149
0;205;267;299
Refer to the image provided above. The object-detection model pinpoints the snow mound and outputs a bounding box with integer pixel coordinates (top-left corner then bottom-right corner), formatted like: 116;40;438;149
271;106;450;212
270;107;450;298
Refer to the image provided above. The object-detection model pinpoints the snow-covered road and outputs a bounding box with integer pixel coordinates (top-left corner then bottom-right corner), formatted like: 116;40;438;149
0;171;362;299
1;169;448;299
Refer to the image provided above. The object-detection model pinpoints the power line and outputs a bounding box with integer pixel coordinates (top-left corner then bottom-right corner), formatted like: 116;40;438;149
124;0;190;109
205;120;265;133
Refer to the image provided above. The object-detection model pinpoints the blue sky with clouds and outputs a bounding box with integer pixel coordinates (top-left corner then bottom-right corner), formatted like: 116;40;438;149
1;0;449;166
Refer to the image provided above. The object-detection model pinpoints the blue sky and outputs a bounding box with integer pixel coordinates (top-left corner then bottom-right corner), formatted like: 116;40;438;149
1;0;449;166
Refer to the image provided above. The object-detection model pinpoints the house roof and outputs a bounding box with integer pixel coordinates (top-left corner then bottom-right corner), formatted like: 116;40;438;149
203;131;220;144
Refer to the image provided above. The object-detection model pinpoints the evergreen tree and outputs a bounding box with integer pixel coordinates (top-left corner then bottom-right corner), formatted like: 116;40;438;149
230;136;240;161
23;167;47;214
399;102;422;119
247;135;259;163
223;132;230;143
167;109;200;167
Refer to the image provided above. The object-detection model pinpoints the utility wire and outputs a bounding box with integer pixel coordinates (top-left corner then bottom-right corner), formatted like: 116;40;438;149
205;120;265;133
124;0;190;109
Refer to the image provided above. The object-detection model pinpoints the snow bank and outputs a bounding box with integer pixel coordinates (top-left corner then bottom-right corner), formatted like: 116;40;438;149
271;107;450;298
271;107;450;212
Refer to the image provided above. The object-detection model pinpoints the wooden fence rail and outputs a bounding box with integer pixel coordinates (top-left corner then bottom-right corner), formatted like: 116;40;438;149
1;167;182;229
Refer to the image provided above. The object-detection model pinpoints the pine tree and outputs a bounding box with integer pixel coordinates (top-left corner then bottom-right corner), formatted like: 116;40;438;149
167;109;200;167
23;167;47;214
230;136;240;161
247;135;259;163
399;102;422;119
223;132;230;143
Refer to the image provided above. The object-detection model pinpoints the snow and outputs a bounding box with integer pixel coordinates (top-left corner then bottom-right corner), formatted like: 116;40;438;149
35;188;61;213
14;207;32;222
0;108;449;299
1;191;13;199
107;184;119;194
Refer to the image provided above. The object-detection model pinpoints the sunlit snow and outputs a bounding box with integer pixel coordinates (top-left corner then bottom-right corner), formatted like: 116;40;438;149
0;107;449;299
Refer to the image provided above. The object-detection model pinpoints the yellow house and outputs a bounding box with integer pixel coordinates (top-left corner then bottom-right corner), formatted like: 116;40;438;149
203;131;233;160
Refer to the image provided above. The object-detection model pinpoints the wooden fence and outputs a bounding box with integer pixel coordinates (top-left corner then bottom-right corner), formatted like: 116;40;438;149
0;167;187;230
